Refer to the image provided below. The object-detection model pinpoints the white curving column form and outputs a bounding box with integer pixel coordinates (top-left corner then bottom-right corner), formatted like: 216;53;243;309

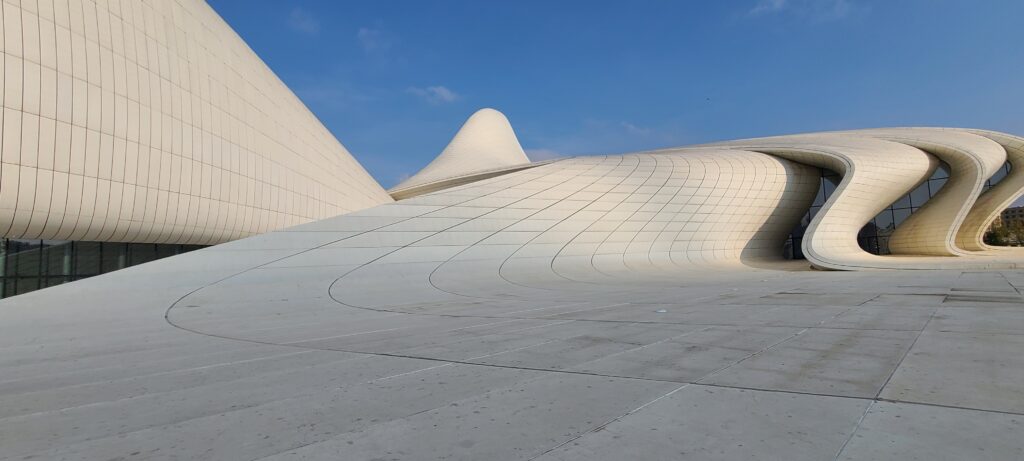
389;109;534;199
958;130;1024;251
848;129;1006;256
704;134;939;270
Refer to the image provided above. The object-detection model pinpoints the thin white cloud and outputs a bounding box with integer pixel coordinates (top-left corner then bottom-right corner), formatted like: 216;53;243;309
750;0;788;15
749;0;864;22
295;83;373;110
357;26;395;53
287;8;319;35
620;121;653;136
407;86;460;104
532;118;692;157
524;149;564;161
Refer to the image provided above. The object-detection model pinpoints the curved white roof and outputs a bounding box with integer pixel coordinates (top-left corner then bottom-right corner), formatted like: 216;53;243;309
392;108;531;191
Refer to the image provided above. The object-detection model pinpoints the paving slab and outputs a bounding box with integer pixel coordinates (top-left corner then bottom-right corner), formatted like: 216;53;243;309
880;330;1024;413
703;328;918;397
569;326;801;382
0;354;432;459
859;293;948;307
741;292;880;306
27;364;545;461
822;306;936;331
260;373;679;461
533;385;870;461
928;306;1024;334
837;401;1024;461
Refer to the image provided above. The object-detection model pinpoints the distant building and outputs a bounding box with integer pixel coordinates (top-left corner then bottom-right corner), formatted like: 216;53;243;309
1000;206;1024;227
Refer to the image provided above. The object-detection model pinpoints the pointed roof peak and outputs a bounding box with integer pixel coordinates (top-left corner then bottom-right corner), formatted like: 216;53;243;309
468;107;504;118
392;108;531;192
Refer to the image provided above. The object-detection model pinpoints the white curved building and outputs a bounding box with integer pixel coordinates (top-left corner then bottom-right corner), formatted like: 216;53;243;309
2;0;1022;274
2;2;1024;459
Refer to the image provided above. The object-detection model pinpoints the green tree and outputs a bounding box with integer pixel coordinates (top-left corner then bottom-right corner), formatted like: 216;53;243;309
986;221;1024;247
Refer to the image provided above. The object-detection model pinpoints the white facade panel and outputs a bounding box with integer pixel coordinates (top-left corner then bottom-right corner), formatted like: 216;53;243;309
0;0;392;245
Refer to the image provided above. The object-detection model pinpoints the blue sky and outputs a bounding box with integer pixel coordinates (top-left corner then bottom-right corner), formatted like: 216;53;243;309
207;0;1024;188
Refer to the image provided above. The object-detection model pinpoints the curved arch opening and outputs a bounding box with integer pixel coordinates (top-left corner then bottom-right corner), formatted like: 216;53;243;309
782;167;840;260
780;160;1021;259
982;161;1024;246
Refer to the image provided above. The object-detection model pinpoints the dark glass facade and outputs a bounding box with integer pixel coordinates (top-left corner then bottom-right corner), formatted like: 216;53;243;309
785;162;1012;259
0;240;205;298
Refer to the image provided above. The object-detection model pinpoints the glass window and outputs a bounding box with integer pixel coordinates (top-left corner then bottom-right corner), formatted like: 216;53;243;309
893;208;912;226
812;184;826;206
2;239;207;299
15;277;40;295
874;210;895;234
989;163;1010;186
876;235;891;255
858;235;879;254
129;244;158;266
44;243;73;276
892;194;912;209
45;276;70;287
24;250;43;277
156;244;177;259
910;183;931;208
74;242;103;276
8;241;42;277
785;237;803;260
101;243;129;272
822;177;838;201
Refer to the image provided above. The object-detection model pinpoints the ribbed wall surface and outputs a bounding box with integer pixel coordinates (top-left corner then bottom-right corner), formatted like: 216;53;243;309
709;129;1024;269
0;0;391;245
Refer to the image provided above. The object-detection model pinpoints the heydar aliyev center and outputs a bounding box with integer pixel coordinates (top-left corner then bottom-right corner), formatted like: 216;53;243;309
2;1;1024;460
